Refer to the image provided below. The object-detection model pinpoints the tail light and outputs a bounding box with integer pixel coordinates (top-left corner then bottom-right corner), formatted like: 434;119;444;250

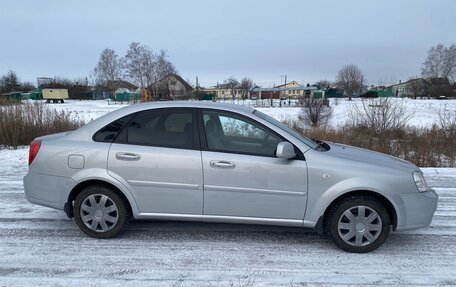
29;140;42;165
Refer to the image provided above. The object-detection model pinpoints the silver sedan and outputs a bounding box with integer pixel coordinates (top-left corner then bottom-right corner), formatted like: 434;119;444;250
24;102;438;252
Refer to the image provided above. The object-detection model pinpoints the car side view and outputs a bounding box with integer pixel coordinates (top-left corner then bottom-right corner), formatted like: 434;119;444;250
24;102;438;252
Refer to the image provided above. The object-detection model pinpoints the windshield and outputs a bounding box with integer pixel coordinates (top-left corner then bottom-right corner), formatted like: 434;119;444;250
253;110;319;150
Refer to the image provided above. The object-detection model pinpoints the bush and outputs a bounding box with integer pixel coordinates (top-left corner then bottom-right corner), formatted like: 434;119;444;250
361;91;378;98
347;97;414;134
0;101;83;148
438;105;456;138
283;119;456;167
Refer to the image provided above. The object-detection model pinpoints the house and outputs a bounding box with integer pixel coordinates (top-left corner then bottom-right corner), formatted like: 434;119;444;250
106;80;138;92
273;81;317;97
193;86;216;101
148;74;192;100
390;77;452;98
200;83;245;100
427;78;453;98
249;87;282;100
250;83;317;100
390;78;428;97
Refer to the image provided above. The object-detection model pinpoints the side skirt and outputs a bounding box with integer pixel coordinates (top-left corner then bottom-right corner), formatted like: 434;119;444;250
134;213;304;227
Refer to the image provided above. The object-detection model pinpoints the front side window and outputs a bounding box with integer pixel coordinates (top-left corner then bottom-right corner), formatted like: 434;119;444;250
126;109;194;149
202;110;281;156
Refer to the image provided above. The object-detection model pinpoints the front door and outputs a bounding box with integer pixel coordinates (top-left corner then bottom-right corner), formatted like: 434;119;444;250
200;109;308;220
107;108;203;215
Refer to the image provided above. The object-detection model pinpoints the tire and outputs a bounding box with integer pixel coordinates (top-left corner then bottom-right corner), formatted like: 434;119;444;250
326;195;391;253
73;185;128;239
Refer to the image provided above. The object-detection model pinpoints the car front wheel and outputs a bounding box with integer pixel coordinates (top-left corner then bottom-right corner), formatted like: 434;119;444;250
73;185;128;238
327;195;391;253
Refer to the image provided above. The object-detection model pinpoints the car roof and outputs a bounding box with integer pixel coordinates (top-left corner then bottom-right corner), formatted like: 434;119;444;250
127;100;254;113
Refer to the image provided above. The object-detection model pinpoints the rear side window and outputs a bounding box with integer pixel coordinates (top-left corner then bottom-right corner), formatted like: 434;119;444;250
125;109;194;149
93;113;135;143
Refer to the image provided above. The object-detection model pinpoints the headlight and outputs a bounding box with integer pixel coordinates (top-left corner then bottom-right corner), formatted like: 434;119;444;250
413;172;428;192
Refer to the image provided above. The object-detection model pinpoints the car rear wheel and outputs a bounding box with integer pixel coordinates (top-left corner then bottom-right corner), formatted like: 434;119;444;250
74;185;128;238
327;195;391;253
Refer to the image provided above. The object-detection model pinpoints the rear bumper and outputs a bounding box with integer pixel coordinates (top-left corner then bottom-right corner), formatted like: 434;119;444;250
23;172;76;211
395;188;438;231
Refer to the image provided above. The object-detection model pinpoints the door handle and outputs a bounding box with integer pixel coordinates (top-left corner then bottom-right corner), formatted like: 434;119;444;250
210;160;236;169
116;152;141;161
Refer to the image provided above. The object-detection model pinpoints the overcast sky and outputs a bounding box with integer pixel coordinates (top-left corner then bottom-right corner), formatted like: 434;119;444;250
1;0;455;87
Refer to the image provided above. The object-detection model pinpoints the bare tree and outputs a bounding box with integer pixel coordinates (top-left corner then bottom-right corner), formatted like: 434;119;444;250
93;48;122;91
123;42;155;88
315;79;331;90
299;97;332;127
239;77;254;100
0;70;21;93
43;77;74;89
336;64;364;100
224;77;240;100
123;43;177;89
155;49;176;80
421;43;456;81
20;81;36;92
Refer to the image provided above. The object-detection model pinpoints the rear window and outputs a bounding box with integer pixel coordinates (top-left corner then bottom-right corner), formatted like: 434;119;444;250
93;113;135;143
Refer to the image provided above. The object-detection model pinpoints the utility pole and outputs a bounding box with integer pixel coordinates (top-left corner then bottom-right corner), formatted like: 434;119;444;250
280;75;287;107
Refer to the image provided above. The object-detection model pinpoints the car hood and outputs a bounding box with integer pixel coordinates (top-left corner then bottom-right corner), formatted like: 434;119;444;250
326;142;419;172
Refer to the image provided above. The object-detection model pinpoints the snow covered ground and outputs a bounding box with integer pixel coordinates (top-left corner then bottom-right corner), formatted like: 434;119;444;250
0;99;455;286
46;98;456;129
0;150;455;286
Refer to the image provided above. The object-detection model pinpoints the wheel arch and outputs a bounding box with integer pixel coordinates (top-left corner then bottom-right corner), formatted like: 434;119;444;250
317;190;398;233
65;179;134;219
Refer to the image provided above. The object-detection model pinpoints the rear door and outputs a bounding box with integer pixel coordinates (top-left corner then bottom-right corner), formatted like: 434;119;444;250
107;108;203;215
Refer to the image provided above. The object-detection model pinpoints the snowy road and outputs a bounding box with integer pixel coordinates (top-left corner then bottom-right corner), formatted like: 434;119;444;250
0;148;455;286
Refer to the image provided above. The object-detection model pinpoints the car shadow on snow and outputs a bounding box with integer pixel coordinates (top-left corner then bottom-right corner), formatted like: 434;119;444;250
117;220;441;254
122;220;331;245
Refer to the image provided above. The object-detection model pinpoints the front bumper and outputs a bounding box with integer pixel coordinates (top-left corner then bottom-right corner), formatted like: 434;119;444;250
395;188;438;231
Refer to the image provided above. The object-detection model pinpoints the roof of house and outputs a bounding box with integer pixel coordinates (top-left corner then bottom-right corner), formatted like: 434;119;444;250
275;81;303;88
251;86;317;92
390;77;450;87
390;78;427;87
106;80;138;91
151;73;193;90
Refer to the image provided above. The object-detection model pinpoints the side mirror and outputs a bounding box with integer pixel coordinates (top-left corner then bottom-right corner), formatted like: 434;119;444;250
276;141;296;159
